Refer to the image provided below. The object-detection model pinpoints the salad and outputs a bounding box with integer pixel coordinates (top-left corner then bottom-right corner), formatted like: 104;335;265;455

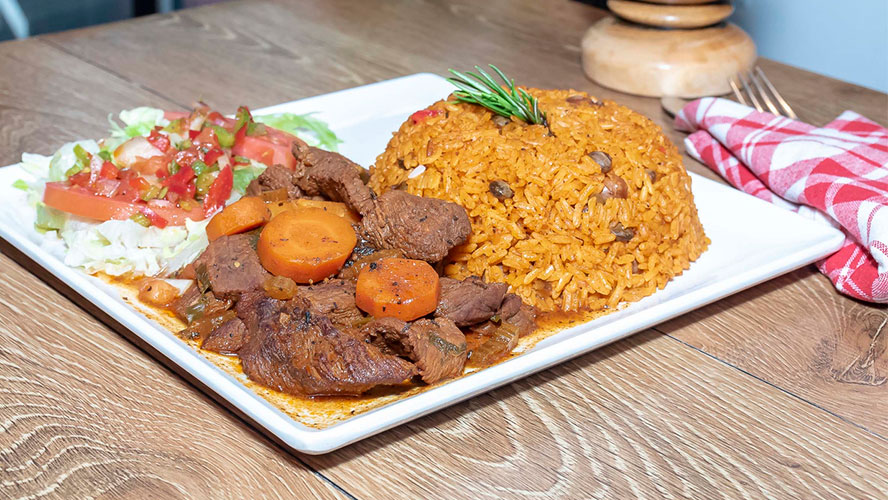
14;104;340;277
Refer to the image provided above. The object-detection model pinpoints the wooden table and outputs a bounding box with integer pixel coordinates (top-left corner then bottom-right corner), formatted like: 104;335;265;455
1;1;886;498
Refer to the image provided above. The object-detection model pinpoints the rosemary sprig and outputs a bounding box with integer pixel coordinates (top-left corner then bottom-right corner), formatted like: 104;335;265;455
447;65;547;126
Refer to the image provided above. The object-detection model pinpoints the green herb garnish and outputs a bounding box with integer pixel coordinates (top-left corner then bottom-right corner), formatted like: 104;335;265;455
447;65;547;126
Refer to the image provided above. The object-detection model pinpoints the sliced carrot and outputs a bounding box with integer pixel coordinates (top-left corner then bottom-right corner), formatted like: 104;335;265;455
205;196;270;241
355;258;440;321
257;208;357;283
266;199;360;224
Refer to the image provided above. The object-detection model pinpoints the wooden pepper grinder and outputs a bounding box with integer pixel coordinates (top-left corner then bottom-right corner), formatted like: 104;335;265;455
581;0;756;97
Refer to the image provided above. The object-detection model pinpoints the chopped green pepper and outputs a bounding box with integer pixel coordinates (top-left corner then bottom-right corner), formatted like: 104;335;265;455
195;172;214;196
163;118;184;134
211;125;235;148
235;107;251;132
129;212;151;227
176;139;193;151
169;160;180;175
97;150;113;162
191;159;208;176
246;122;267;136
141;185;160;201
65;164;83;177
73;144;90;164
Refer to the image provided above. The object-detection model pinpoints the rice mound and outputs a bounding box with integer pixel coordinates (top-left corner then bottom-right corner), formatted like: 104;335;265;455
369;88;709;313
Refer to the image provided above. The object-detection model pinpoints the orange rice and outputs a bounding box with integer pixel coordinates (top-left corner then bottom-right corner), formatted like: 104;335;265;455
369;89;709;313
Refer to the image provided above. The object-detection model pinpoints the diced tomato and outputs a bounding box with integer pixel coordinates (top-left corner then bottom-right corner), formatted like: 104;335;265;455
68;171;91;187
174;147;200;170
147;129;171;153
204;148;223;167
140;207;169;229
99;161;119;179
203;165;232;216
130;153;172;176
94;179;121;197
128;175;150;191
161;165;195;196
206;111;235;128
410;109;441;124
188;129;200;140
43;182;205;224
194;127;220;149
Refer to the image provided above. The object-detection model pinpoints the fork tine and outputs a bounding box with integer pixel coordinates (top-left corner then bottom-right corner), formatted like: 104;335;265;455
729;76;748;106
755;66;798;119
749;68;781;116
738;71;764;112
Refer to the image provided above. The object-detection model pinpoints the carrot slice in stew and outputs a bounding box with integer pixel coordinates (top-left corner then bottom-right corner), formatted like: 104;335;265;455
257;208;357;283
206;196;270;241
266;198;360;224
355;258;440;321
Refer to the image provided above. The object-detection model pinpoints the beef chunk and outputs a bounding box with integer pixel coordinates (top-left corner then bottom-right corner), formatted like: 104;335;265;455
298;279;363;328
290;144;470;262
193;233;270;300
499;294;537;337
362;317;467;384
291;144;375;215
236;292;417;396
245;164;302;199
170;284;233;323
436;276;508;327
171;284;201;321
360;190;471;262
202;318;249;355
177;262;196;280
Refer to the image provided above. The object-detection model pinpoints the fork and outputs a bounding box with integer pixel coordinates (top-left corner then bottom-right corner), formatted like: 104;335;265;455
660;66;797;120
729;66;797;119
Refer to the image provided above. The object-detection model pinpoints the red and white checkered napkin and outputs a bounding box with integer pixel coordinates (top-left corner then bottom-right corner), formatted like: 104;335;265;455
674;97;888;303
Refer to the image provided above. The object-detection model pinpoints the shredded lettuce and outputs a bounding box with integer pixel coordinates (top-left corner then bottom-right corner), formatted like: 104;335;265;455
13;152;69;231
254;113;342;152
48;140;100;182
232;163;266;194
60;218;210;277
34;203;66;233
107;107;168;150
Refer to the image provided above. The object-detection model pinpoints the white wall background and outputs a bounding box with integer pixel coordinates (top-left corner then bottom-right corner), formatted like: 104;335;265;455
731;0;888;93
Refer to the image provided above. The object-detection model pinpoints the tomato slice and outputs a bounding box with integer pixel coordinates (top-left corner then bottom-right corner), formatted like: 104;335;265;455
43;182;205;225
167;108;301;170
164;111;190;122
232;130;298;169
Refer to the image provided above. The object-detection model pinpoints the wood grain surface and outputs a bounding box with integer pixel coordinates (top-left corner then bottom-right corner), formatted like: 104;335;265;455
2;0;887;498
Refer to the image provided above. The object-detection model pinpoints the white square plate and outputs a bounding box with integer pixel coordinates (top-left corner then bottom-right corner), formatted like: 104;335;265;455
0;74;845;454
